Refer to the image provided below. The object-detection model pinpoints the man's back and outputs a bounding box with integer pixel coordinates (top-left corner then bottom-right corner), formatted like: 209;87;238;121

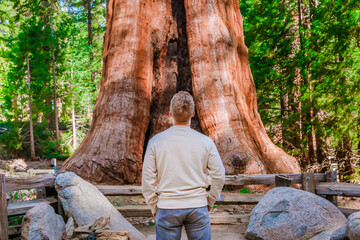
142;124;225;214
146;125;220;209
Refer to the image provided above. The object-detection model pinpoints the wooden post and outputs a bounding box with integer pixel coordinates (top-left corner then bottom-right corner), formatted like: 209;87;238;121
325;171;338;205
28;168;34;177
275;175;292;187
302;172;315;193
0;174;9;240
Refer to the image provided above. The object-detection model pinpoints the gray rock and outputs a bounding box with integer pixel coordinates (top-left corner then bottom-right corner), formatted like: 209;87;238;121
55;172;145;240
245;187;347;240
65;217;75;237
21;202;65;240
347;211;360;240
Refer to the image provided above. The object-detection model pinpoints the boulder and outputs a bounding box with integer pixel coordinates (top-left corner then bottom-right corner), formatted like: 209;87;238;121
65;217;75;237
347;211;360;240
245;187;347;240
55;172;145;240
21;202;65;240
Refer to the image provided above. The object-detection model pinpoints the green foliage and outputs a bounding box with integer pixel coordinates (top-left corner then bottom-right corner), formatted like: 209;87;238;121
0;123;22;157
240;0;360;171
8;189;36;203
0;0;105;160
345;167;360;184
238;187;251;194
8;215;24;226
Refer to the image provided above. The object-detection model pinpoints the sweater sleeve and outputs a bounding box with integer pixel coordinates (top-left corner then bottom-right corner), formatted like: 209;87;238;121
207;141;225;207
142;141;159;215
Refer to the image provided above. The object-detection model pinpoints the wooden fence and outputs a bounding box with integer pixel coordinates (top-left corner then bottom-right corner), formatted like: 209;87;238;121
1;171;360;240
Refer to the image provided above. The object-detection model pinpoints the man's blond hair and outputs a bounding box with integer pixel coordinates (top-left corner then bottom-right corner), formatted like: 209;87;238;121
170;91;195;123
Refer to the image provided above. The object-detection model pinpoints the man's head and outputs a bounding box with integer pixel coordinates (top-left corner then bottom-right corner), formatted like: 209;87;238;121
170;91;195;124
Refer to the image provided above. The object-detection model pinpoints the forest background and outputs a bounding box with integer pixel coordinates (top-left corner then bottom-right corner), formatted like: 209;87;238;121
0;0;359;180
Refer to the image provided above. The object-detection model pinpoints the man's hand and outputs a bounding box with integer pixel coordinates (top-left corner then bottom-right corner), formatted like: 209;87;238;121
208;205;211;212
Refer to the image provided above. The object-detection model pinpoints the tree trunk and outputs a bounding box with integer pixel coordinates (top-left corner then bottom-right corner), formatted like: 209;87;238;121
184;0;300;174
280;88;288;146
62;0;301;184
27;52;36;161
71;66;77;149
86;0;95;85
86;0;96;115
62;0;153;184
50;2;59;141
72;93;77;149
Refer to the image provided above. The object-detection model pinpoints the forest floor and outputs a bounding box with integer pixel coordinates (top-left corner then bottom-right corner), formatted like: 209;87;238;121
135;224;247;240
0;159;60;172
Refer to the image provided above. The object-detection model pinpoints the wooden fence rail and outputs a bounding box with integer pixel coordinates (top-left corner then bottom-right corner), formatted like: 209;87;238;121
316;182;360;197
1;171;360;239
5;175;56;192
224;173;326;185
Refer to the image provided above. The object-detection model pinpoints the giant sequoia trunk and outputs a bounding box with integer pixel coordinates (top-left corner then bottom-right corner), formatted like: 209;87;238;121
62;0;301;184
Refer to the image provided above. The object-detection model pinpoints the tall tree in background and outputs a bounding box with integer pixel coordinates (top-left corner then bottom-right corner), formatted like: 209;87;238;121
62;0;301;184
50;0;59;141
26;51;36;160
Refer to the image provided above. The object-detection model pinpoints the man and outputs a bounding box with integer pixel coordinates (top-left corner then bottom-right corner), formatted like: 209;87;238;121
142;91;225;240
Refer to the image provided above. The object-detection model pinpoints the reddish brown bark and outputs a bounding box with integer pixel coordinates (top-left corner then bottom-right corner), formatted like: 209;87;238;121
62;0;300;184
62;0;154;183
184;0;300;175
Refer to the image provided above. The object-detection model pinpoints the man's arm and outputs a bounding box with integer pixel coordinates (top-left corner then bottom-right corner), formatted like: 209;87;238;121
207;141;225;208
142;141;158;215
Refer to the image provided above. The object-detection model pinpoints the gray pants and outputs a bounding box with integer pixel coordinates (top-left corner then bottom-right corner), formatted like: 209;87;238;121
155;206;211;240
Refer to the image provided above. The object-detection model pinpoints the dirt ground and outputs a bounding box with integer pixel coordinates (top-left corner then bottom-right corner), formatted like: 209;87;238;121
134;223;247;240
338;196;360;209
0;159;65;172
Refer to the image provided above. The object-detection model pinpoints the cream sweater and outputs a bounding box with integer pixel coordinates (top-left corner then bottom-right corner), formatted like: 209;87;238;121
142;125;225;214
